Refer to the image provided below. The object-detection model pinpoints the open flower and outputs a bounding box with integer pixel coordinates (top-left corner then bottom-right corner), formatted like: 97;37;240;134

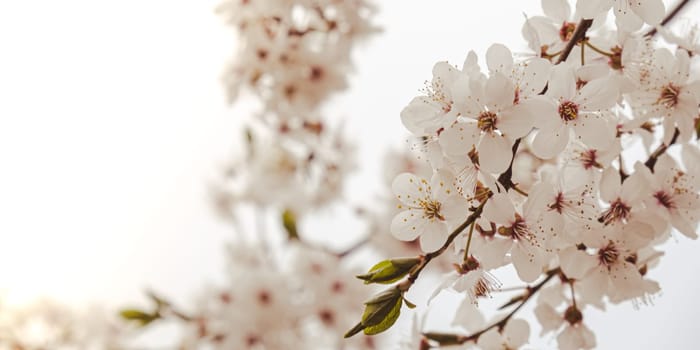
391;170;469;251
531;63;618;159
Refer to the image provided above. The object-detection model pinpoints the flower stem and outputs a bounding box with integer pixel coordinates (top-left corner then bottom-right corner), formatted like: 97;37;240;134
462;221;476;262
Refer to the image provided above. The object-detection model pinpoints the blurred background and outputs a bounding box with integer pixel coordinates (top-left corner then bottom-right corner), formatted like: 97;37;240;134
1;0;699;348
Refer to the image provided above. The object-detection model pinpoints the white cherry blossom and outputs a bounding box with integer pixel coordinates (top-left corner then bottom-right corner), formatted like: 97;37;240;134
391;170;469;251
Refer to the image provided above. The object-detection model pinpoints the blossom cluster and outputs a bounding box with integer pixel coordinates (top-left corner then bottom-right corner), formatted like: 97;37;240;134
0;299;125;350
214;0;377;211
175;243;378;349
119;0;382;349
347;0;700;349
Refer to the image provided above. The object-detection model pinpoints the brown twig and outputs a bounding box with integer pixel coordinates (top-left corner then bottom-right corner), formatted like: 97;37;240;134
556;19;594;64
423;268;560;347
398;200;488;291
497;19;594;191
644;128;680;171
646;0;694;37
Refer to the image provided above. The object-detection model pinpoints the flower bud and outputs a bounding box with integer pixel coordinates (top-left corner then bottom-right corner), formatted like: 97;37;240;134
356;257;421;285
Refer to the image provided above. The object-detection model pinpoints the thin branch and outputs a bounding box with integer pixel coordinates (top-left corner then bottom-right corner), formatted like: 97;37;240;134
646;0;694;37
398;200;488;291
497;19;595;191
644;128;680;171
556;19;594;64
424;268;560;347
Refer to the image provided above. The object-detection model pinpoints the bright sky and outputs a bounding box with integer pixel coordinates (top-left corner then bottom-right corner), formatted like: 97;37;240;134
0;0;699;348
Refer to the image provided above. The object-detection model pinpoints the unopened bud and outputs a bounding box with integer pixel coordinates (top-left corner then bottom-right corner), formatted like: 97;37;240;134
356;257;421;285
564;305;583;325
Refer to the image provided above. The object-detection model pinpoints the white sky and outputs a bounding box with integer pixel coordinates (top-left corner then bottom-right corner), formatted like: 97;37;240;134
0;0;699;348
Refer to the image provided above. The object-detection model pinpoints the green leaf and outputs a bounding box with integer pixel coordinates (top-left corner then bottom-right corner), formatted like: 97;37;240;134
344;322;366;338
281;209;299;240
363;292;402;335
402;296;416;309
356;257;420;285
119;309;159;326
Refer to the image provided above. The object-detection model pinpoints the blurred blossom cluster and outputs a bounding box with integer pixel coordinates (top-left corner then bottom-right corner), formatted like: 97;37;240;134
0;300;123;350
213;0;378;212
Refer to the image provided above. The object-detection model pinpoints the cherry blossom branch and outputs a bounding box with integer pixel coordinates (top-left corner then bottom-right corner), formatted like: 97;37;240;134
646;0;694;37
398;201;487;292
644;127;680;171
423;268;560;347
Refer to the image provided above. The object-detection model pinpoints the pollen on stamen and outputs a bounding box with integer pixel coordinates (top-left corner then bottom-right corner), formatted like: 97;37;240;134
656;83;681;108
598;241;620;269
579;149;602;169
559;22;576;42
558;101;579;122
653;190;676;209
477;111;498;132
599;198;631;225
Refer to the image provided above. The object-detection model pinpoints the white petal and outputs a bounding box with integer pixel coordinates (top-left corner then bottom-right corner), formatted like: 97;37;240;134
486;43;514;74
486;73;516;110
476;238;513;269
478;133;513;173
576;77;618;111
520;58;552;98
419;221;449;252
631;0;664;25
512;242;544;283
543;0;571;23
400;96;443;134
484;192;517;224
620;169;648;205
390;210;423;241
431;169;459;202
579;267;610;303
576;0;612;19
534;303;563;335
453;298;486;331
498;103;537;139
477;328;503;350
599;166;621;203
504;318;530;348
392;173;430;206
614;3;643;32
571;114;615;149
531;125;570;159
608;262;644;300
559;247;597;279
548;63;576;101
442;195;471;229
439;121;480;156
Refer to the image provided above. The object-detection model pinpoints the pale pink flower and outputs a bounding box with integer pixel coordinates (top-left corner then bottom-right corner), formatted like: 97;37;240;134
531;63;618;159
576;0;665;32
629;48;700;143
391;170;469;252
477;318;530;350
